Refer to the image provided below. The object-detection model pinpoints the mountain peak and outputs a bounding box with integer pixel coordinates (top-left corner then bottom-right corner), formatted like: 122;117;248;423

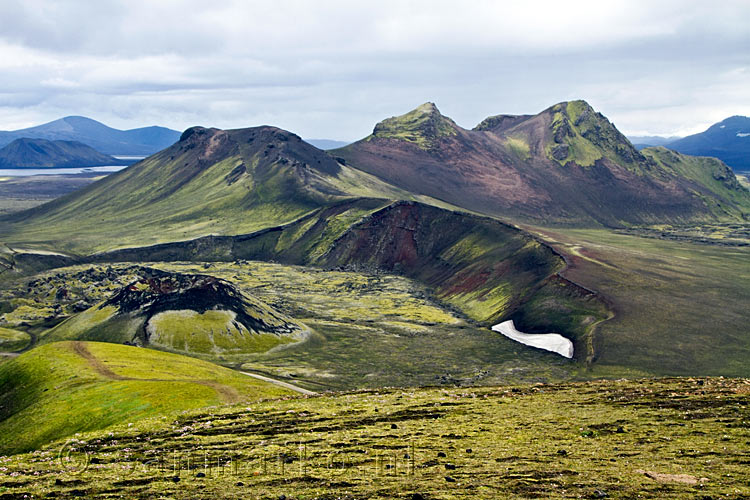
371;102;457;148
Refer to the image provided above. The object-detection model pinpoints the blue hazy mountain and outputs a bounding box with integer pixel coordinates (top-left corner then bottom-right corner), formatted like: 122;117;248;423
0;138;132;168
667;116;750;171
0;116;180;156
304;138;350;150
627;135;682;149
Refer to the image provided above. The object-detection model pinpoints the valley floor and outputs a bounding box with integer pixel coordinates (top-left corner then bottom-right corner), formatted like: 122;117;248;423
1;376;748;499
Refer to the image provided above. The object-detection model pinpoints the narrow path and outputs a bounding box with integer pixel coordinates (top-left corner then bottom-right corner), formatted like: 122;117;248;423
239;371;317;396
70;341;241;403
0;352;19;358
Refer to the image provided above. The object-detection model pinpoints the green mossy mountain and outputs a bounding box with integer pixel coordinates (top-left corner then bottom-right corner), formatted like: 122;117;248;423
0;138;130;169
0;125;416;253
335;100;750;226
43;267;302;356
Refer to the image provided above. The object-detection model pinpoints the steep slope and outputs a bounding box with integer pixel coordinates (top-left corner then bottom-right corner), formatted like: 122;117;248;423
0;126;416;253
0;116;180;155
334;101;750;226
0;341;293;454
668;116;750;170
0;138;130;168
43;267;303;355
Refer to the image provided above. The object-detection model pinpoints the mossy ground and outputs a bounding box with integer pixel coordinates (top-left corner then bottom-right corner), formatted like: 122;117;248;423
0;261;579;391
528;225;750;377
0;326;29;352
1;377;748;499
0;341;293;455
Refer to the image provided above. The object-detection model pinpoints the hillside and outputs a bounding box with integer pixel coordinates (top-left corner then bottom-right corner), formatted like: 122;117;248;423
0;138;130;169
0;116;180;155
334;101;750;226
42;267;303;356
668;115;750;171
1;376;748;498
0;126;420;254
0;341;293;455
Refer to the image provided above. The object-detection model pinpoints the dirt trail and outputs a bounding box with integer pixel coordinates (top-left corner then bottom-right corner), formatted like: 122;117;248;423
239;371;317;396
70;341;241;403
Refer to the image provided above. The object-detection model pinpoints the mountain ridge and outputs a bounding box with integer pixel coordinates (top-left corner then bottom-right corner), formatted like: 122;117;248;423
0;116;180;155
333;100;750;226
0;138;130;169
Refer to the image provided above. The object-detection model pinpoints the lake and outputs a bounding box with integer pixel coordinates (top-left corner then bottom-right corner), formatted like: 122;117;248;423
0;156;143;177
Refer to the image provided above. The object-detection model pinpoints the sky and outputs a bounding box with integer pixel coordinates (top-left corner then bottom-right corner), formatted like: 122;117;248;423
0;0;749;141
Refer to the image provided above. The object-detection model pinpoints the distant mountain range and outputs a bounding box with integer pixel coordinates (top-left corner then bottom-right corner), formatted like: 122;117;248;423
0;116;181;156
628;115;750;171
304;139;350;150
667;116;750;171
0;138;131;169
627;135;682;148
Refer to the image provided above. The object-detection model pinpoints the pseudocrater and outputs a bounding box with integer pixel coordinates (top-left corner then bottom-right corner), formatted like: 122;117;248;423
491;320;574;358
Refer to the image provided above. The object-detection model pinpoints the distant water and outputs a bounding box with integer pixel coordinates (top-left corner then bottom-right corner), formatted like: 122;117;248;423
0;166;129;177
0;156;144;177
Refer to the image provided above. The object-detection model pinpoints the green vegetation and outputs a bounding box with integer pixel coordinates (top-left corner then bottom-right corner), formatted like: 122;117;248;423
370;102;458;148
0;326;29;352
1;377;748;498
0;261;580;390
529;225;750;377
147;309;297;354
642;147;750;219
0;341;293;455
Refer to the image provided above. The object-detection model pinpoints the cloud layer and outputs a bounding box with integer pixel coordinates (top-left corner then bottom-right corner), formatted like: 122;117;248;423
0;0;748;139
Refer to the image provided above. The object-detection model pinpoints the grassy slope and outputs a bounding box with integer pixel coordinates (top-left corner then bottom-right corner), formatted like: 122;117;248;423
0;128;423;255
0;326;29;352
529;226;750;377
1;377;748;498
0;341;292;455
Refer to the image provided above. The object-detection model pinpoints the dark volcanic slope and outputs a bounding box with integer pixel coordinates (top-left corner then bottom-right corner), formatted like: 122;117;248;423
334;101;750;226
0;116;180;155
0;138;129;169
668;115;750;171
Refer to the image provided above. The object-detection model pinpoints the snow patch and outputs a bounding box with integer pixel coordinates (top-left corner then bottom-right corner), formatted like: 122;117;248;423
491;320;574;358
720;125;726;128
736;132;750;137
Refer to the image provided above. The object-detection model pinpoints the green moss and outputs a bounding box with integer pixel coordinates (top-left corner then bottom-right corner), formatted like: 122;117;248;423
0;341;293;454
372;103;457;149
0;326;30;351
147;309;295;355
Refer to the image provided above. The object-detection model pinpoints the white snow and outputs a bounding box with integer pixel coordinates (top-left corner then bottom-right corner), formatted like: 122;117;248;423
491;320;574;358
720;125;726;128
736;132;750;137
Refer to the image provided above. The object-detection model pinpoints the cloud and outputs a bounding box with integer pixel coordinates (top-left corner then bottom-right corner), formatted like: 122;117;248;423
0;1;748;138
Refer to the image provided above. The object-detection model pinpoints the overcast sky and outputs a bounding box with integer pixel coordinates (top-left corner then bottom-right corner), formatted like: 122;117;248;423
0;0;748;140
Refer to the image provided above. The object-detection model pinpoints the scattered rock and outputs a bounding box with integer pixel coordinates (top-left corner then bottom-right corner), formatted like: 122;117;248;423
391;423;398;429
445;476;456;482
235;481;244;486
410;494;425;500
592;489;607;498
444;463;456;470
437;451;447;458
636;469;708;484
171;476;180;483
195;472;206;478
465;448;472;454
